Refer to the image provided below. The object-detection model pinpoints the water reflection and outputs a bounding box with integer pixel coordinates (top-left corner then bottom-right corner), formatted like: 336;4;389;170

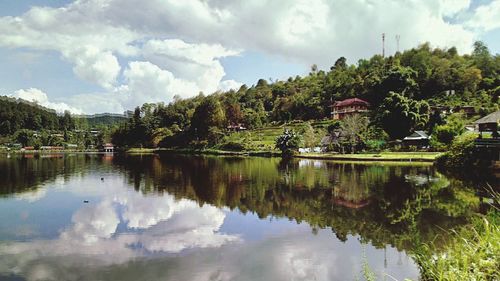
0;154;490;280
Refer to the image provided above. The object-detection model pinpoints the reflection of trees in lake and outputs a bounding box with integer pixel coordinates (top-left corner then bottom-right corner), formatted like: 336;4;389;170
1;154;486;253
111;155;483;252
0;154;120;196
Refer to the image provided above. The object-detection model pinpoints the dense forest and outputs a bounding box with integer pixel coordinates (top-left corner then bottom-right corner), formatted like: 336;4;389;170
0;97;75;135
0;97;127;148
112;41;499;150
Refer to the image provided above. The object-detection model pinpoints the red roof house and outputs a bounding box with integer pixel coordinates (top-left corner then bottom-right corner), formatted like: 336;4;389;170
331;98;370;120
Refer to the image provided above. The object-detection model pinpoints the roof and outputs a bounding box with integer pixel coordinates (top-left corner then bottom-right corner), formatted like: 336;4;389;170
474;110;500;124
403;131;429;141
333;98;370;108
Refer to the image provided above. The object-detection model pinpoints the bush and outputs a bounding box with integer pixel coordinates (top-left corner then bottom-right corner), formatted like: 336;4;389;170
275;129;302;156
436;133;490;169
365;140;386;152
220;141;246;151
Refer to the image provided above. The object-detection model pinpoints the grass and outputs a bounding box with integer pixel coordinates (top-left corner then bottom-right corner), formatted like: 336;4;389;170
413;187;499;281
223;120;335;151
297;152;442;162
126;148;156;154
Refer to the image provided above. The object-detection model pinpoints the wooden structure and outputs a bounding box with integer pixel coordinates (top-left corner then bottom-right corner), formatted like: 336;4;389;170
402;131;429;148
102;143;115;153
474;110;499;138
331;98;370;120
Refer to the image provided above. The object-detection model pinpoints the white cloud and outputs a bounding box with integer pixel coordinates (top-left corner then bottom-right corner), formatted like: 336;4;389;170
219;79;243;92
117;61;199;110
466;0;500;32
63;46;121;89
11;88;83;114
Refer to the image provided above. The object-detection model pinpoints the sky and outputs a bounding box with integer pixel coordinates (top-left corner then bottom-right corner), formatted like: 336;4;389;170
0;0;499;114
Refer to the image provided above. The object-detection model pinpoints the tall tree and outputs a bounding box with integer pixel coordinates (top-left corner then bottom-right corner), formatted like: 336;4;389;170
374;92;430;139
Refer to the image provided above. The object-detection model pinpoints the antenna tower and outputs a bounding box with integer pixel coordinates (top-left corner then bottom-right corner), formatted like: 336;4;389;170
382;33;386;57
396;35;401;53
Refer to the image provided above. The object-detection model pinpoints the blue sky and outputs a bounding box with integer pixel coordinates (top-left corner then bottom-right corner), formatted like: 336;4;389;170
0;0;498;114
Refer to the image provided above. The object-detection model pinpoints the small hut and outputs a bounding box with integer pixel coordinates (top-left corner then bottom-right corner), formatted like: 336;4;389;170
402;131;429;148
102;143;115;153
474;110;500;138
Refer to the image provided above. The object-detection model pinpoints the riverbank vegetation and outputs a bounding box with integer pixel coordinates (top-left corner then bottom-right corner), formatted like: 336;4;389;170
413;187;499;281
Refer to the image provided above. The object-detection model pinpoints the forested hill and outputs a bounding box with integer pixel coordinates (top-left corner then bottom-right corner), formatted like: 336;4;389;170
112;41;499;148
74;114;128;127
0;96;67;135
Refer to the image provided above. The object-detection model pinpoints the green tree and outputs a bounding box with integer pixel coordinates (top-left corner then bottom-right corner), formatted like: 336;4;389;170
374;92;430;139
191;96;226;139
340;114;369;153
275;129;302;156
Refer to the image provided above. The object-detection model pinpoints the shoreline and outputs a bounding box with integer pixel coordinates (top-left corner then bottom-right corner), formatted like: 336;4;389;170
154;148;441;162
1;148;442;163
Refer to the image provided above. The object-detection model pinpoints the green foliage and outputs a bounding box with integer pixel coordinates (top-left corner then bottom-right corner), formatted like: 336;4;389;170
436;133;491;169
340;114;370;153
374;92;430;139
0;96;67;135
299;122;320;148
431;114;466;149
191;96;226;138
104;41;498;149
414;211;499;281
275;129;302;156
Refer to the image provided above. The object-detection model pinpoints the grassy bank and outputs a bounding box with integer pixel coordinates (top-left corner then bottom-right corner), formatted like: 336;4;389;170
297;152;442;162
413;210;499;281
126;148;157;154
156;148;280;157
154;148;441;162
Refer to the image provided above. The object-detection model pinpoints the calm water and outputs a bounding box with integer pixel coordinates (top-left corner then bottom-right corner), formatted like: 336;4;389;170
0;153;491;281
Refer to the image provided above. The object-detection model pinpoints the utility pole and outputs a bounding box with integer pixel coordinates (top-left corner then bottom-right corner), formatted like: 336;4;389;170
396;35;401;53
382;33;386;57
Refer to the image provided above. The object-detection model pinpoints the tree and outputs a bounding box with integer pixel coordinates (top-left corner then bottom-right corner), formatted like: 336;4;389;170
300;122;319;149
191;96;226;139
374;92;430;139
0;120;11;135
340;114;369;153
13;129;33;147
430;113;466;148
275;129;302;156
59;110;75;130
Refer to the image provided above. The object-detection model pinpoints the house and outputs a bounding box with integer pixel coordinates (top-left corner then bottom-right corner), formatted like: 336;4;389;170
66;144;78;149
102;143;115;153
320;130;350;153
474;110;499;138
454;106;476;117
331;98;370;120
402;131;430;148
226;123;247;132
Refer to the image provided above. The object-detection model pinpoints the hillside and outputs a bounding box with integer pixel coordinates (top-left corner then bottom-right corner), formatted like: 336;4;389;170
75;114;128;128
112;42;499;150
0;96;63;135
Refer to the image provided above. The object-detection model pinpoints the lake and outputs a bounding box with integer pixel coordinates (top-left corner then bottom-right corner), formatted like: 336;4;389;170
0;153;492;281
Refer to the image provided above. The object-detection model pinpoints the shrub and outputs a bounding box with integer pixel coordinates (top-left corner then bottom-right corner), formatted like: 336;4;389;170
436;133;490;168
275;129;302;156
220;141;246;151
